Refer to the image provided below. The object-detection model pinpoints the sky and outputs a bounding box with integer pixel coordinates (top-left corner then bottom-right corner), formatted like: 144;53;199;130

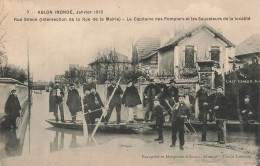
1;0;260;81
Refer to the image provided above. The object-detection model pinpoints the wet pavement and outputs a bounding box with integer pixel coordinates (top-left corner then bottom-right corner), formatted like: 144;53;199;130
1;91;260;166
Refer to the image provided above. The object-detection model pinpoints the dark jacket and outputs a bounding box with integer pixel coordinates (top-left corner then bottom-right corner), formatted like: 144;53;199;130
171;103;191;122
208;93;217;109
122;85;141;107
196;88;208;103
240;102;254;119
66;89;82;112
213;94;228;119
158;85;174;110
5;94;21;118
154;104;167;126
143;83;160;107
107;85;123;105
85;92;104;111
83;94;89;112
49;88;57;113
168;86;179;102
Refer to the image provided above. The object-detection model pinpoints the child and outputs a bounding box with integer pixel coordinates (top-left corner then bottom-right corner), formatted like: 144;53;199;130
153;98;167;143
241;95;254;124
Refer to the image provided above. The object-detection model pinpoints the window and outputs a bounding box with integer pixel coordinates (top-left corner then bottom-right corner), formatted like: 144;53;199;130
211;46;220;61
185;45;195;68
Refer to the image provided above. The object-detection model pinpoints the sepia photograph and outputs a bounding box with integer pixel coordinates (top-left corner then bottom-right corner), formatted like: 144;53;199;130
0;0;260;165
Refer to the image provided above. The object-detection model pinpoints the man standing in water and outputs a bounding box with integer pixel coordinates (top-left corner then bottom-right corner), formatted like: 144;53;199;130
213;86;228;144
66;83;82;123
5;89;21;129
105;79;123;124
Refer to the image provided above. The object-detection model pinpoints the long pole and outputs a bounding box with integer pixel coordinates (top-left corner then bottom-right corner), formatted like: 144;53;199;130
91;76;122;138
27;38;31;154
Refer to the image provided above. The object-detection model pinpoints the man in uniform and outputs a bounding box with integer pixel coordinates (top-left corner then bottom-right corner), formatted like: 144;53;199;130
170;95;191;150
105;79;123;124
213;86;228;144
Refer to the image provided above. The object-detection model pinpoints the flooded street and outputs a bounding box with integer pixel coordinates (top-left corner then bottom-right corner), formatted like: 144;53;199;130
1;92;260;166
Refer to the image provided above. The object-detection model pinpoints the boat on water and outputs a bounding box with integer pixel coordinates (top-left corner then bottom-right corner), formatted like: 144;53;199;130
46;119;155;131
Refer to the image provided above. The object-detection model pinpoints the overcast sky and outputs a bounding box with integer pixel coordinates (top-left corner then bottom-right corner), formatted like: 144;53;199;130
2;0;260;81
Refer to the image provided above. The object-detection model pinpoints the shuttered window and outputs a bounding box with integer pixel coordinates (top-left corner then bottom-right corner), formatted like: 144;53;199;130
211;46;220;61
185;45;195;68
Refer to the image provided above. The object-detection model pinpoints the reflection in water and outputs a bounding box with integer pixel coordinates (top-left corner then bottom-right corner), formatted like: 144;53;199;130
69;135;81;149
1;129;22;158
50;131;64;152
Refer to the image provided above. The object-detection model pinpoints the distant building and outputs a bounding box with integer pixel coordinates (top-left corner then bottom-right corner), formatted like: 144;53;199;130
132;37;161;77
235;33;260;66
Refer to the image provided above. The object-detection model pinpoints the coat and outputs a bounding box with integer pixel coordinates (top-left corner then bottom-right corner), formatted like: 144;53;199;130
107;85;123;105
85;92;104;111
122;85;141;107
168;86;179;102
171;103;191;122
196;88;208;103
66;89;82;112
143;83;160;107
5;94;21;118
213;94;228;119
49;88;57;113
154;104;166;126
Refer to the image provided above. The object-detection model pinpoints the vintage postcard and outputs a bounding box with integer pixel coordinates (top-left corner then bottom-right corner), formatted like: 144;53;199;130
0;0;260;166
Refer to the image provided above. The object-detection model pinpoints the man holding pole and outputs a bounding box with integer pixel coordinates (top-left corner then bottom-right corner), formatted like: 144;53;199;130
170;95;191;150
105;79;123;124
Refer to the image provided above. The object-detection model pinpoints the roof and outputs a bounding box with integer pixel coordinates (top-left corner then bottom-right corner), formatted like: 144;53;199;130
158;24;235;51
235;33;260;56
0;78;26;85
135;37;161;60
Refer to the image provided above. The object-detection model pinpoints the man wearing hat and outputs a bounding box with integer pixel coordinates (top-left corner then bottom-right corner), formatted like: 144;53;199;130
196;82;208;122
105;79;123;124
55;81;65;122
84;86;105;124
122;79;142;123
143;79;160;122
213;86;228;144
153;98;167;143
5;89;21;129
170;94;191;150
168;79;179;103
66;83;82;123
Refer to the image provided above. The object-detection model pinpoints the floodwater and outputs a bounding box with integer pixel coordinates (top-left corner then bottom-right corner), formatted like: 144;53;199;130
1;91;260;166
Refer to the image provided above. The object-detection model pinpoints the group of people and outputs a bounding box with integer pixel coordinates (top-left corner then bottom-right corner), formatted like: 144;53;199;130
48;78;255;150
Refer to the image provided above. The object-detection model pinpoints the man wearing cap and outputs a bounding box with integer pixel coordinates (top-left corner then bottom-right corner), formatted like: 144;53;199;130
85;86;105;124
105;79;123;124
55;82;65;122
143;79;160;122
213;86;228;144
153;98;167;143
66;83;82;123
196;82;208;123
170;94;191;150
168;79;179;103
5;89;21;129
